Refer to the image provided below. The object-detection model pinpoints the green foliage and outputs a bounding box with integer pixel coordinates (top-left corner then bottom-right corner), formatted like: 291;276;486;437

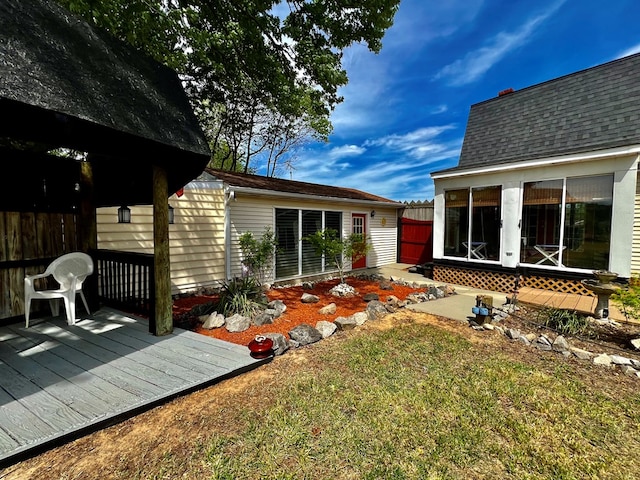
303;228;372;283
238;227;278;284
55;0;400;174
536;307;593;336
216;277;266;318
612;277;640;322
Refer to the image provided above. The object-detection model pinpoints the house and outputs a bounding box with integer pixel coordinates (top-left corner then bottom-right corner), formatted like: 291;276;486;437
430;53;640;295
0;0;210;333
97;168;404;292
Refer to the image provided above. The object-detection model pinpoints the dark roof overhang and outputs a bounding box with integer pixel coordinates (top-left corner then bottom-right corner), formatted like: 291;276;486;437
0;0;211;208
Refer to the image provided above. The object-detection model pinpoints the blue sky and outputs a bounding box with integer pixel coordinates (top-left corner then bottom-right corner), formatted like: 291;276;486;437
281;0;640;203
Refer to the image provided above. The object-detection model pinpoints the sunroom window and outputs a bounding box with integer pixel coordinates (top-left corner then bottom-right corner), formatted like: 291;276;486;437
520;175;612;269
444;186;502;261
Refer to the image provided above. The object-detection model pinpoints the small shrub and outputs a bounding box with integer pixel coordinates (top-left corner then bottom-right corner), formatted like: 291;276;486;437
238;227;278;284
611;277;640;322
216;277;266;317
536;307;593;336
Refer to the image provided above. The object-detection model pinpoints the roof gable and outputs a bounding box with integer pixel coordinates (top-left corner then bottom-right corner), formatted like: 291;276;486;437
204;169;400;204
456;53;640;170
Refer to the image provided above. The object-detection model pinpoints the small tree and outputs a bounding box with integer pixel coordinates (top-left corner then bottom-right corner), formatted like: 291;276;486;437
304;228;372;284
238;227;278;285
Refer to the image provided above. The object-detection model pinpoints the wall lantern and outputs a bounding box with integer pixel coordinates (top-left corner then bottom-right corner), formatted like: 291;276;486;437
117;205;131;223
168;204;175;224
370;210;376;218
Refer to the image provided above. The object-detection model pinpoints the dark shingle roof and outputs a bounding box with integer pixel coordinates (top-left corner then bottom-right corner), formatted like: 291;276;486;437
450;53;640;172
205;169;401;204
0;0;210;207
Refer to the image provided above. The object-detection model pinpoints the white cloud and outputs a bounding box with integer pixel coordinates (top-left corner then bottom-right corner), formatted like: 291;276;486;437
364;126;456;159
327;145;366;159
434;0;566;86
617;43;640;59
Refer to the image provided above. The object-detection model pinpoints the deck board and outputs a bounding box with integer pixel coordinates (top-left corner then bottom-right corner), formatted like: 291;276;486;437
0;307;269;467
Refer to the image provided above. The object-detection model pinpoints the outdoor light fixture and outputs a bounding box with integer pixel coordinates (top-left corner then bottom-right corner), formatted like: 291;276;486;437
117;205;131;223
168;204;174;224
370;210;376;218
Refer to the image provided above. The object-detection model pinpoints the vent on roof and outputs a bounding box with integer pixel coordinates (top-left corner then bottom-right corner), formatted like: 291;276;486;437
498;88;514;96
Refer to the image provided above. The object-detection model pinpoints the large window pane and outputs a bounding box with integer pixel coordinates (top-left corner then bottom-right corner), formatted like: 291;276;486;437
302;210;323;274
275;209;298;278
521;180;562;265
444;189;469;258
562;175;612;269
471;186;501;261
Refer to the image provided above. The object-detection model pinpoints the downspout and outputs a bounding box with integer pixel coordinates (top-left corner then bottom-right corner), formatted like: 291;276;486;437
224;187;235;280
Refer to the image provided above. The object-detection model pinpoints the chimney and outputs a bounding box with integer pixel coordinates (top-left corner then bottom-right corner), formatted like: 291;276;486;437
498;88;514;97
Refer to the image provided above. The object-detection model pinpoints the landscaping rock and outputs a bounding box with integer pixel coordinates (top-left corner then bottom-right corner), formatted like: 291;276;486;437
316;320;337;338
301;293;320;303
366;300;389;320
268;299;287;317
379;280;394;290
552;335;570;353
630;338;640;350
570;347;593;360
506;328;520;340
330;283;357;297
334;316;357;330
363;293;379;302
610;355;632;366
351;311;368;326
265;333;289;356
225;313;251;332
202;312;225;329
593;353;613;366
253;310;276;326
289;324;322;345
318;303;337;315
620;365;640;378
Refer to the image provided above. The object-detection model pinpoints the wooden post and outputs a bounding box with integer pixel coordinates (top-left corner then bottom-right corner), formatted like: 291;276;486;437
79;160;98;310
153;165;172;336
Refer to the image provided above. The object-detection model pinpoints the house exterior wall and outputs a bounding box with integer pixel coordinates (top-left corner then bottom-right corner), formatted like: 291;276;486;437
97;180;226;295
433;150;639;278
227;192;399;282
632;172;640;278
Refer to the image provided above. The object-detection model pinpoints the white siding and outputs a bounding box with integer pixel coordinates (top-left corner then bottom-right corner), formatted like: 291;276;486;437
433;152;639;277
98;182;401;291
97;182;226;294
632;171;640;277
227;192;399;282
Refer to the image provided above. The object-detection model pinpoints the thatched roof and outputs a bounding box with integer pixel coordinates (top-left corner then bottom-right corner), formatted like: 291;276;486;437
0;0;210;208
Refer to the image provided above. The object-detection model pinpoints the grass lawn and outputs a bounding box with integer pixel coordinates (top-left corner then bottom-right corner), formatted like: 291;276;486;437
5;312;639;479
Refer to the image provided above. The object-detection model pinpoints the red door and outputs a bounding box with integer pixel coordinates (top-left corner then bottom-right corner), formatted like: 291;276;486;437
351;213;367;269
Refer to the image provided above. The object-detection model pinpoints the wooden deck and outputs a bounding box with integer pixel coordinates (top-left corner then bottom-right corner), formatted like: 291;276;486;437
0;308;270;467
517;287;626;322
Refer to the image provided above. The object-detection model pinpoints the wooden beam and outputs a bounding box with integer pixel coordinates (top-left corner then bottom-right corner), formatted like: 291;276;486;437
79;160;98;310
152;165;172;336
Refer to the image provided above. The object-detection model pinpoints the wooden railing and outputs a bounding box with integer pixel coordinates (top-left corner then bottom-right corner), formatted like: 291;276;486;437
93;249;155;331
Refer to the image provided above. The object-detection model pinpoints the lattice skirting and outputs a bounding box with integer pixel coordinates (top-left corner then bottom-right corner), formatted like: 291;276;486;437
433;265;594;296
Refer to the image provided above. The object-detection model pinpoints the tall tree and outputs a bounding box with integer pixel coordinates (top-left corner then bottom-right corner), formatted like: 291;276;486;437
57;0;400;174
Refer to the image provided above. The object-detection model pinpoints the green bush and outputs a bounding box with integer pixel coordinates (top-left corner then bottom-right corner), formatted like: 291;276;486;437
238;227;278;285
536;307;593;336
216;277;266;317
611;277;640;322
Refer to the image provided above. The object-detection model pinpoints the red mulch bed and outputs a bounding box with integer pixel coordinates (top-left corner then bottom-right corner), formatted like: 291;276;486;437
172;277;426;347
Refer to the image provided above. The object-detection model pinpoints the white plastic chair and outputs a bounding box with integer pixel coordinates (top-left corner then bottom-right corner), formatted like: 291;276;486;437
24;252;94;327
